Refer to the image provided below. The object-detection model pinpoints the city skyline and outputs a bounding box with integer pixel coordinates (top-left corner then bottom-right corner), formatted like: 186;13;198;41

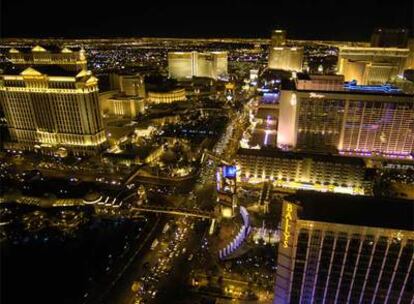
1;0;413;40
1;5;413;304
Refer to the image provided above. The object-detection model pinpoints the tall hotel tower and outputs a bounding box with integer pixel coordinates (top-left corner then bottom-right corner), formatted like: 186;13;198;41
268;29;303;72
277;75;414;158
275;192;414;304
168;51;228;80
0;46;106;155
337;46;409;85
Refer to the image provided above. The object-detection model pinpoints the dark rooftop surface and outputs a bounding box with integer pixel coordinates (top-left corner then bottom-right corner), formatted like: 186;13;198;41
237;148;366;166
296;87;414;98
3;65;80;77
289;191;414;231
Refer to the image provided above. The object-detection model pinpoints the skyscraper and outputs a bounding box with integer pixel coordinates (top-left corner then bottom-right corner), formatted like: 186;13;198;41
371;28;409;48
268;30;303;72
270;30;287;47
0;46;106;155
274;192;414;304
268;47;304;72
168;51;228;80
277;75;414;158
337;46;409;85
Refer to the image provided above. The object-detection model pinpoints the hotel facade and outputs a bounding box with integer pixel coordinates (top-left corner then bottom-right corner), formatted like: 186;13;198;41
168;51;228;80
274;192;414;304
337;46;409;85
268;47;304;72
277;77;414;158
0;46;106;155
236;148;373;195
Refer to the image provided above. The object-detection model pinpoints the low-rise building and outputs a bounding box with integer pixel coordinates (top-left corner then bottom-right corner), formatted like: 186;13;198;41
100;92;145;118
147;88;186;104
236;148;373;195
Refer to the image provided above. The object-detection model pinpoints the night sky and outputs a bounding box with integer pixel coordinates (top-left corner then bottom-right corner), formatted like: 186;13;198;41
1;0;413;40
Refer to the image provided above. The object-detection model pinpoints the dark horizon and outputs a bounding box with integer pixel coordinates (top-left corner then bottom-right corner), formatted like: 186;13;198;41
1;0;413;41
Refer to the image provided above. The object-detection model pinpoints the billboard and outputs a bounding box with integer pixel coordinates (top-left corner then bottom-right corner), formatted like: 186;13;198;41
223;165;237;179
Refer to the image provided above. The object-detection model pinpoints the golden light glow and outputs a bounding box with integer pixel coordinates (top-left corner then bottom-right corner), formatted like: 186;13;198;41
283;203;293;248
32;45;47;52
221;207;233;218
20;67;43;76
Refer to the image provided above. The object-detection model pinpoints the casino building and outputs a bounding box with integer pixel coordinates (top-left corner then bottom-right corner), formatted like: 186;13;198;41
267;29;303;72
0;46;106;155
337;46;409;85
236;148;373;195
274;191;414;304
168;51;228;80
147;88;187;104
277;75;414;158
270;29;287;47
7;45;87;71
216;164;238;218
99;91;145;119
268;47;304;72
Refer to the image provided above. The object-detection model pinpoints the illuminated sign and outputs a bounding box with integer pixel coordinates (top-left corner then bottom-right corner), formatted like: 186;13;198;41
223;165;237;179
309;92;325;98
282;203;293;248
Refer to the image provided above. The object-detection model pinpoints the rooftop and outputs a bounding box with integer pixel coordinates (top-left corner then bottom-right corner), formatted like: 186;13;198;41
283;76;414;97
3;65;88;78
237;148;367;166
343;81;404;94
8;45;82;54
288;191;414;231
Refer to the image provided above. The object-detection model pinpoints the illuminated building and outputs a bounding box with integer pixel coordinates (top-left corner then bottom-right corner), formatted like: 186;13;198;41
270;29;287;47
168;51;228;80
109;73;145;97
100;91;145;118
120;74;145;97
268;29;300;71
295;74;345;91
99;72;146;118
246;95;279;148
8;45;87;71
216;165;238;217
370;28;409;48
0;47;106;155
405;38;414;71
236;148;373;195
337;46;409;84
219;206;251;260
390;77;414;95
277;76;414;158
168;52;193;79
275;192;414;304
268;47;303;72
250;69;259;82
147;88;186;104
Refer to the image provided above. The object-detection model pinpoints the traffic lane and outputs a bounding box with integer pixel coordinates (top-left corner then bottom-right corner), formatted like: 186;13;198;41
153;220;209;303
102;215;167;304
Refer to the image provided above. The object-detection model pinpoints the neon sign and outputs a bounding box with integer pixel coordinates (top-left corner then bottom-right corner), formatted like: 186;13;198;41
309;92;325;98
283;203;293;248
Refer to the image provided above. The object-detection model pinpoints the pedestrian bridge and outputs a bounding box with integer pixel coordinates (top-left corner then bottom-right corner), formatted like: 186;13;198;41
129;206;214;219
